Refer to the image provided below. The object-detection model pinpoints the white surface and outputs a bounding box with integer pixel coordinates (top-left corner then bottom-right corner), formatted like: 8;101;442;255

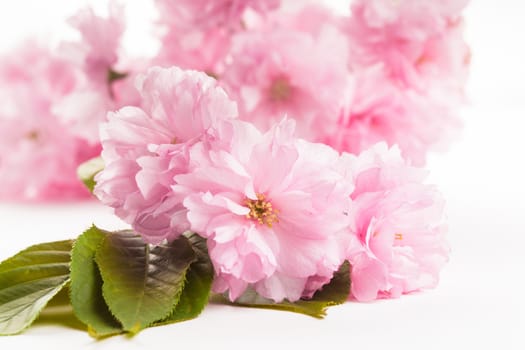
1;1;525;349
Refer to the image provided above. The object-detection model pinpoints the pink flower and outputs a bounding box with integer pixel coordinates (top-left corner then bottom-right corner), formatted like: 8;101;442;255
155;0;280;31
154;26;232;75
221;17;351;143
64;3;124;81
54;3;140;144
325;64;462;166
346;0;470;87
348;0;469;43
94;66;238;244
330;0;470;165
0;42;99;201
153;0;280;74
174;119;352;302
345;143;449;302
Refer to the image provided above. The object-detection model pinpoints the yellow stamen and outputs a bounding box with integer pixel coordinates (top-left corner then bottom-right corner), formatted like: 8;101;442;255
26;130;40;141
205;71;219;80
415;54;427;67
395;233;403;240
269;77;292;102
245;193;279;228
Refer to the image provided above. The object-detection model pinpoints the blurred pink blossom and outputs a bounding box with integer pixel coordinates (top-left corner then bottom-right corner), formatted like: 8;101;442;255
54;3;141;144
333;0;470;164
0;42;99;201
325;64;463;165
221;11;352;143
156;0;280;31
154;0;280;74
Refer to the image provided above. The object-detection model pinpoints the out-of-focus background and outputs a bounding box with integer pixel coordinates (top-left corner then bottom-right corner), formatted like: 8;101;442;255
0;1;523;349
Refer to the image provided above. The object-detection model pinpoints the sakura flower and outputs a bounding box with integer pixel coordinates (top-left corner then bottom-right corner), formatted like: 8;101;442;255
325;65;462;165
327;0;470;165
65;3;124;82
54;3;140;144
346;0;470;89
0;42;99;201
175;119;352;302
154;26;232;75
153;0;280;75
94;66;238;244
155;0;280;32
345;143;450;302
221;19;352;143
349;0;469;42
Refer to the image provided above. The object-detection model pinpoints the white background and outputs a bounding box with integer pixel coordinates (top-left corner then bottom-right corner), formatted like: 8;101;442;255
0;1;524;349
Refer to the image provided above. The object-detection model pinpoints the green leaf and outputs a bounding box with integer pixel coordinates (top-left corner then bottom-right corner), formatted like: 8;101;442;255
218;260;351;319
70;226;122;338
160;233;214;324
309;260;351;305
0;240;73;335
95;232;196;334
77;157;104;193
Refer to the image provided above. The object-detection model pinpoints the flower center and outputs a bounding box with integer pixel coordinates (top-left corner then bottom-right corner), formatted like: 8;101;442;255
269;77;292;102
245;193;279;228
26;130;40;141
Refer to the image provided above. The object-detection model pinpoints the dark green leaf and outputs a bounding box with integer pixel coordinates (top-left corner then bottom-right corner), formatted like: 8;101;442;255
309;260;351;305
219;260;351;319
160;233;214;324
70;226;122;338
95;232;196;334
77;157;104;193
0;240;73;335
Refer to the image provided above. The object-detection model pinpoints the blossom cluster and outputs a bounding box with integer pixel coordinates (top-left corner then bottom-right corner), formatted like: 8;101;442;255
0;0;469;201
94;66;449;302
0;0;468;303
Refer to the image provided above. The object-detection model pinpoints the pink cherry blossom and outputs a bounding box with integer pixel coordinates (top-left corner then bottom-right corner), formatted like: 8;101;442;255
332;0;470;165
54;3;140;144
154;27;232;76
221;17;352;143
325;64;463;165
153;0;280;75
348;0;469;41
346;0;470;87
155;0;280;31
94;66;238;244
65;3;124;81
345;143;450;301
174;119;352;302
0;42;99;201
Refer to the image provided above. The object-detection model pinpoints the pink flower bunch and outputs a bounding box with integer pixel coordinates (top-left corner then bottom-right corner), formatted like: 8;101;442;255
0;3;143;201
154;0;280;74
0;42;100;200
335;0;471;164
94;66;449;302
0;0;463;304
0;0;470;201
153;0;470;165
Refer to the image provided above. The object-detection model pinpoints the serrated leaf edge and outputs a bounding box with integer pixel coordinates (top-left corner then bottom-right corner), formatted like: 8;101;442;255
95;234;196;335
69;225;124;339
